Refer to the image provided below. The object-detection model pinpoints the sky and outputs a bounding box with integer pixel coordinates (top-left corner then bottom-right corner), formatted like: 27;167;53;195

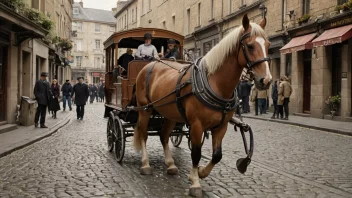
74;0;117;11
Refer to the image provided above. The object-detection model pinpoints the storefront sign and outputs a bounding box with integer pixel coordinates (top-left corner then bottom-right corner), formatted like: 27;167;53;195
93;72;101;77
330;16;352;28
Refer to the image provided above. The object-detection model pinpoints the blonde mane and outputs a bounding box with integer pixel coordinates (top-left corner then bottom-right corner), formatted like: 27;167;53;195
203;23;267;75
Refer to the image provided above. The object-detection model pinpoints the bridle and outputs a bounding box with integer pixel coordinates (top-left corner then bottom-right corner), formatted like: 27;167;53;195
239;32;271;80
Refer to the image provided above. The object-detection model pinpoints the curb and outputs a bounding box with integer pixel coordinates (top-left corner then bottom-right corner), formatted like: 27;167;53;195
0;117;71;158
242;116;352;136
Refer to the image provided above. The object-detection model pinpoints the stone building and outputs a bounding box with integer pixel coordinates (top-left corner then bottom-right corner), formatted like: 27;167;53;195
0;0;73;127
112;0;352;121
71;1;116;84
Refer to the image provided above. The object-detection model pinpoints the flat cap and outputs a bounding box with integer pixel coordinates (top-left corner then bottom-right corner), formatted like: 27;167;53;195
40;72;48;77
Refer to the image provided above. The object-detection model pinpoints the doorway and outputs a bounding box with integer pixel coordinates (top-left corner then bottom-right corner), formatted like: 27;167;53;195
0;45;8;121
303;50;312;113
331;44;342;96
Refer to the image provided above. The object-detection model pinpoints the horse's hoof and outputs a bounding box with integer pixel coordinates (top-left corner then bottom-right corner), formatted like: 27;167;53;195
140;166;153;175
189;187;202;197
167;166;179;175
198;166;207;179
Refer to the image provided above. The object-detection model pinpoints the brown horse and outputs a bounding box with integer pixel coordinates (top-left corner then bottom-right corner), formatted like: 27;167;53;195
133;15;272;197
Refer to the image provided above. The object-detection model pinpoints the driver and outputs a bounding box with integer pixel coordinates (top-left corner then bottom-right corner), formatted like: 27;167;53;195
135;33;160;60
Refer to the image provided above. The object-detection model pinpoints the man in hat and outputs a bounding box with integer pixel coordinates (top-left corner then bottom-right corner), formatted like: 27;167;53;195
118;48;134;76
135;33;160;60
61;79;73;111
34;72;50;128
72;77;89;120
163;39;179;59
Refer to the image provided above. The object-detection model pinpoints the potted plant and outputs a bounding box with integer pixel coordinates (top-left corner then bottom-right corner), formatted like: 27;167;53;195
325;95;341;118
58;38;73;52
298;14;310;25
336;1;352;13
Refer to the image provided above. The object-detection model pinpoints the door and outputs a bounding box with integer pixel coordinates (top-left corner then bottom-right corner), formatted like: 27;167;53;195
0;45;7;121
303;50;312;113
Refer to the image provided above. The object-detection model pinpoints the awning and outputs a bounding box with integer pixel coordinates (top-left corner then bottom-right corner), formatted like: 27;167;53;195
280;33;316;54
312;24;352;47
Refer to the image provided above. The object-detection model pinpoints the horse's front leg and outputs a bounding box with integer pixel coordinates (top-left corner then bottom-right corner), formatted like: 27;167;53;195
159;119;178;175
198;124;227;179
188;121;203;197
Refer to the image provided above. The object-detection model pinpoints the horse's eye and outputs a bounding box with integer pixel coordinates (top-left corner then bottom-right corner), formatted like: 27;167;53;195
247;44;254;51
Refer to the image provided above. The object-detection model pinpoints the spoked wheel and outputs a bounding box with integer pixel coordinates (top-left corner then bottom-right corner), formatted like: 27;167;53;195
170;134;183;147
114;117;125;163
107;114;114;152
188;131;206;150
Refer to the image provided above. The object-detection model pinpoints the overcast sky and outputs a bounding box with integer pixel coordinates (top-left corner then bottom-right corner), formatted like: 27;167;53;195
74;0;117;11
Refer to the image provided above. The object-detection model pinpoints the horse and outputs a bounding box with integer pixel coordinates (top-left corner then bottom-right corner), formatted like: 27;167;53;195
133;14;272;197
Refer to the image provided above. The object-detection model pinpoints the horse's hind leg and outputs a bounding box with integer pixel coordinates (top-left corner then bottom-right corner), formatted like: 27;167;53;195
159;119;178;175
188;120;204;197
133;110;153;175
198;124;227;179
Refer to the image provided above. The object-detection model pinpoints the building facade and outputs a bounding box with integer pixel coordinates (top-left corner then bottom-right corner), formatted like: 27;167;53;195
0;0;73;125
113;0;352;121
71;1;116;84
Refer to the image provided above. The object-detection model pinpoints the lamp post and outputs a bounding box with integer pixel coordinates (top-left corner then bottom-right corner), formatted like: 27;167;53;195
259;4;267;18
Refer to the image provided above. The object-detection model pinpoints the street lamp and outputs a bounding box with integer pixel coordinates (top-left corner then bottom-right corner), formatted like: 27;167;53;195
259;4;267;18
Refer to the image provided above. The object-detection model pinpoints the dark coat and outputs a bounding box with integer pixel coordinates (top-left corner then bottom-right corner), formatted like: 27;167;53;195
34;80;50;105
164;47;179;59
99;85;105;97
61;83;73;96
239;81;251;97
72;83;89;106
89;86;98;96
271;81;278;101
49;84;61;112
118;53;134;71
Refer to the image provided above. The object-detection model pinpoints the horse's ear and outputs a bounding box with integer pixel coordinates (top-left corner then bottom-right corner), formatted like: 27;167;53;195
242;14;250;31
260;17;267;29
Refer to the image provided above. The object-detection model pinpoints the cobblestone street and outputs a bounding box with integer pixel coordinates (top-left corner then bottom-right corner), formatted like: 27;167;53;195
0;103;351;198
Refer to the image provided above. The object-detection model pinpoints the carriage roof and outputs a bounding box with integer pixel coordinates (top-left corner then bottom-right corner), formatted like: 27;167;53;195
103;28;184;50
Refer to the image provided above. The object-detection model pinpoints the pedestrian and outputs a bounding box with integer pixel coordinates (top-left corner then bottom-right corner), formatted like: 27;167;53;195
48;79;61;119
72;77;89;120
89;84;97;104
257;88;268;115
277;80;284;119
95;84;99;102
118;48;134;76
239;78;251;113
271;79;279;119
34;72;50;128
250;85;258;116
99;83;105;102
278;76;292;120
61;80;73;111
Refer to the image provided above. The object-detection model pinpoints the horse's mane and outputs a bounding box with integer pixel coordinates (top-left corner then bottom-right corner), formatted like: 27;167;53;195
203;23;267;75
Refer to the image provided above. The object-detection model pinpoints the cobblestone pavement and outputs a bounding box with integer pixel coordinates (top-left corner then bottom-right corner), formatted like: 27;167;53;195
0;103;351;198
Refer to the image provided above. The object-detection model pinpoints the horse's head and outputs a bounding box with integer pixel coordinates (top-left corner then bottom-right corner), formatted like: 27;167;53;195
238;14;272;90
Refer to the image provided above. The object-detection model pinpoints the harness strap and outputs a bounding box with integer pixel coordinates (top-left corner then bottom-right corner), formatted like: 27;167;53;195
175;65;192;126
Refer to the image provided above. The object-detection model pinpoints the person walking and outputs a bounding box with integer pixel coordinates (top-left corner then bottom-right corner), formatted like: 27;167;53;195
278;79;284;119
72;77;89;120
278;76;292;120
250;85;258;116
95;84;99;102
239;79;251;113
34;72;50;128
61;80;72;111
257;89;268;115
49;79;61;119
99;83;105;102
271;79;279;119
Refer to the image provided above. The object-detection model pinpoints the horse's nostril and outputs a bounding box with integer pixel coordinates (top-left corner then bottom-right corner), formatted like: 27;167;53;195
259;78;264;85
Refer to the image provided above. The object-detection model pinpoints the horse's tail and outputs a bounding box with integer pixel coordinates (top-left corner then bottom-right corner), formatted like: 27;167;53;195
133;121;142;152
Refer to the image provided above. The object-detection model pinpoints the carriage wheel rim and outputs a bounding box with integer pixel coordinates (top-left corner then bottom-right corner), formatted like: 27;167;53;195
107;118;114;151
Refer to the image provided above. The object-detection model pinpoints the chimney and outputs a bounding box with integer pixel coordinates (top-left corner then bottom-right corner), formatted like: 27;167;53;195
79;0;83;7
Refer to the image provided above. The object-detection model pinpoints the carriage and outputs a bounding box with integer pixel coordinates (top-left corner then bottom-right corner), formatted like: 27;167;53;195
103;28;211;162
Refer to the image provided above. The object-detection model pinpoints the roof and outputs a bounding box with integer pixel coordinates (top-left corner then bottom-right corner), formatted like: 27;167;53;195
72;2;115;24
114;0;136;18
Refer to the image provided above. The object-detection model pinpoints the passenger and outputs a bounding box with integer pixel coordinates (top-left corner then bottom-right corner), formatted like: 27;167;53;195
118;48;134;76
163;39;179;59
135;33;160;60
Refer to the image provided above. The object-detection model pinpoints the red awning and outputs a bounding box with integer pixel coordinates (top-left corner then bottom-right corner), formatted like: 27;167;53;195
312;24;352;47
280;33;316;54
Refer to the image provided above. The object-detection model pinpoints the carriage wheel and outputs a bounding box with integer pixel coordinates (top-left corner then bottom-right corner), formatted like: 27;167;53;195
170;134;183;147
114;117;125;163
188;131;206;150
107;115;114;152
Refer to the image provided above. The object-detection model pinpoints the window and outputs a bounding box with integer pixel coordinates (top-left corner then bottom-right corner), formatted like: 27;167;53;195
228;0;232;14
162;21;166;29
135;6;138;21
95;40;101;49
132;9;135;22
197;3;201;26
125;14;127;28
73;8;79;14
285;53;292;77
282;0;287;29
187;9;190;34
241;0;246;6
75;39;82;51
203;41;212;55
95;23;100;32
110;26;115;32
148;0;152;10
172;15;175;31
338;0;347;5
73;21;82;31
302;0;310;15
32;0;39;10
76;56;82;67
94;57;101;68
211;0;214;19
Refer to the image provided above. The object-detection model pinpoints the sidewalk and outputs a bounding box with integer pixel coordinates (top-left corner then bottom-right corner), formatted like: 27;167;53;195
242;113;352;136
0;110;72;158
